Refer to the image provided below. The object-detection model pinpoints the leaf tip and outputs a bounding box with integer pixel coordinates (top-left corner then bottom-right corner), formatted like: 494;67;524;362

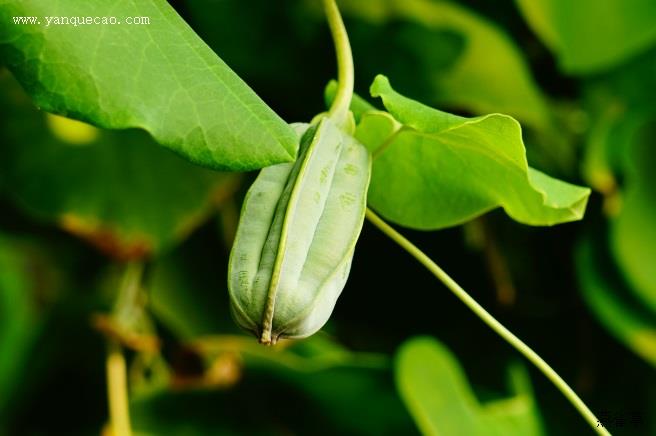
370;74;391;98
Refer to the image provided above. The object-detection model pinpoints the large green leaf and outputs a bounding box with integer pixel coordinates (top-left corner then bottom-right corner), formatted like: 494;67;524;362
339;0;550;129
357;76;589;230
576;234;656;368
516;0;656;74
0;0;297;171
0;71;240;259
396;337;543;436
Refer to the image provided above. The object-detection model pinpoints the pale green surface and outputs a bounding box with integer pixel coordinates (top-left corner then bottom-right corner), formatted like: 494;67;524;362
0;0;297;171
359;76;589;230
516;0;656;74
0;72;235;258
340;0;550;129
396;337;543;436
577;235;656;368
228;118;371;343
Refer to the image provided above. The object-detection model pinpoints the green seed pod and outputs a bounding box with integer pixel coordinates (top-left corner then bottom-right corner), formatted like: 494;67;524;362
228;117;371;345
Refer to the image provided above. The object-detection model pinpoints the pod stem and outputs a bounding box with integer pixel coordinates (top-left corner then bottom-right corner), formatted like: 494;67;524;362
323;0;354;127
365;208;611;436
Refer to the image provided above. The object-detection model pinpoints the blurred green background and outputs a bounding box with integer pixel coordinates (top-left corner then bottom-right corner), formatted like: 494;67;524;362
1;0;655;434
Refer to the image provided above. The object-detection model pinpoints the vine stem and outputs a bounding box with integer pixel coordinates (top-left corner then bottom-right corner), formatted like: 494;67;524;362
106;341;131;436
323;0;354;126
365;208;611;436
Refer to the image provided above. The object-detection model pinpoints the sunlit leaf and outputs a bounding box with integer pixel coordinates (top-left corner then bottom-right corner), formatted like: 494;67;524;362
358;76;589;229
396;336;543;436
516;0;656;73
0;0;297;171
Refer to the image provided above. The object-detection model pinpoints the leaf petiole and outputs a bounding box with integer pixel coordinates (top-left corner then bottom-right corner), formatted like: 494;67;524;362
365;208;611;436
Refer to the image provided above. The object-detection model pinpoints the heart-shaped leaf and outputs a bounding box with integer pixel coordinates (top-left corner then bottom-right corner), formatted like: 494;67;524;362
357;76;589;230
396;337;544;436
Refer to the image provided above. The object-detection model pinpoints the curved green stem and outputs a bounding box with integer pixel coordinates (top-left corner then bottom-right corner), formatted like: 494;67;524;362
365;208;611;436
323;0;353;126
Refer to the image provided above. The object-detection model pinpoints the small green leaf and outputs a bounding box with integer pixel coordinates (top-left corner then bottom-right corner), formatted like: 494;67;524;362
576;234;656;368
396;337;544;436
516;0;656;74
0;72;240;259
0;0;297;171
358;76;589;230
